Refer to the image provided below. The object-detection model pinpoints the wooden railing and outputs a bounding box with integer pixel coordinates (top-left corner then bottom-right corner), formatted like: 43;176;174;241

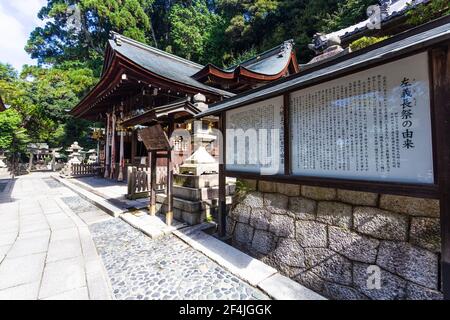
71;163;97;177
127;166;166;199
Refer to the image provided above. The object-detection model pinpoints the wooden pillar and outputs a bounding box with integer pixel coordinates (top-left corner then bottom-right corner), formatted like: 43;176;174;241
110;112;117;179
218;112;227;237
104;113;111;178
431;45;450;299
131;130;137;165
166;114;175;226
149;150;157;215
118;130;125;181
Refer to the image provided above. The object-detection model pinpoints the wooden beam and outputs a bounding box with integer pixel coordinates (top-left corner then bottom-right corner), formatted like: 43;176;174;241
218;112;227;237
283;92;291;175
166;114;175;225
149;150;157;216
430;44;450;299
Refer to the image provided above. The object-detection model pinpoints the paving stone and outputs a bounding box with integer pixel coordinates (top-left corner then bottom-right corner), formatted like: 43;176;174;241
275;183;301;197
251;230;274;255
258;273;325;300
296;220;327;248
249;208;271;230
269;214;295;237
323;282;368;300
301;186;336;200
406;282;443;300
376;241;439;289
234;223;254;245
43;287;89;300
379;195;439;217
240;192;263;208
0;282;40;300
304;248;337;269
353;262;407;300
46;238;83;263
288;197;316;220
231;203;251;224
409;217;441;252
309;254;353;286
316;201;352;229
7;236;49;258
39;256;86;299
353;207;408;241
271;238;305;268
263;193;288;214
328;226;379;263
0;232;17;247
0;253;46;290
337;189;378;206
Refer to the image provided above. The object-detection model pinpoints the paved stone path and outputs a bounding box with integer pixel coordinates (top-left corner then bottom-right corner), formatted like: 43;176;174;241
0;172;269;300
0;172;112;300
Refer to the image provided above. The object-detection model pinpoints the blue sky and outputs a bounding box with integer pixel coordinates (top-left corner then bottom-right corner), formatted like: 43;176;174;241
0;0;46;72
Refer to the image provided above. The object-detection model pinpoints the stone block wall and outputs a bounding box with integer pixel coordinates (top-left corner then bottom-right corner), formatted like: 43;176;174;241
227;179;443;300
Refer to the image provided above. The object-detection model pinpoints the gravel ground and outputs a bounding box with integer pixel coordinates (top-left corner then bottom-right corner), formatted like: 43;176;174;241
90;218;269;300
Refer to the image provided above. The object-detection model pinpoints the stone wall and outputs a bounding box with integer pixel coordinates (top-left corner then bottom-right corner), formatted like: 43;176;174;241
227;179;443;300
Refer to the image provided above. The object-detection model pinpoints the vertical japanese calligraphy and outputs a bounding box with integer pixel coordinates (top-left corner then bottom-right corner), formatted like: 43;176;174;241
290;52;433;184
225;96;284;174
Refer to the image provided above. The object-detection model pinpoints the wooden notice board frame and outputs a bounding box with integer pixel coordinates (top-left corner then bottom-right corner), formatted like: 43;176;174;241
216;40;450;298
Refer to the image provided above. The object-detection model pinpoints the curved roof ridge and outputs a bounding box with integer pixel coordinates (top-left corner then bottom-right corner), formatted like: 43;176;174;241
109;31;204;69
225;39;295;72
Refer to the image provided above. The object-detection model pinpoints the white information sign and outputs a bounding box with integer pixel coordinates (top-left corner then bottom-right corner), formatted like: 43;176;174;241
226;96;284;175
290;52;434;184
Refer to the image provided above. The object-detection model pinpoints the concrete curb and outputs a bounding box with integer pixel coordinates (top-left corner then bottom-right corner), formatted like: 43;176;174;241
173;224;326;300
51;175;123;217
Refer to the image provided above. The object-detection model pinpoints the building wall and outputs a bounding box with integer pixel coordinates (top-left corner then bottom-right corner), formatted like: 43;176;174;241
227;179;443;300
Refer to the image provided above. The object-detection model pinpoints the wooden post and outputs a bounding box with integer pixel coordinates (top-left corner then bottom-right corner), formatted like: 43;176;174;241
431;45;450;299
218;112;227;237
104;113;111;178
131;130;137;165
283;92;291;175
149;151;157;215
118;130;125;181
166;114;175;225
110;112;117;179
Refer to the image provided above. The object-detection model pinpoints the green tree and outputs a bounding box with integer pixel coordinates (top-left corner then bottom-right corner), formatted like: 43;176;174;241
169;0;225;64
26;0;155;75
0;108;30;172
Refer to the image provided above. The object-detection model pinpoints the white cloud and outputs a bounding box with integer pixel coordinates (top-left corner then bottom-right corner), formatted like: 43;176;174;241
0;0;46;71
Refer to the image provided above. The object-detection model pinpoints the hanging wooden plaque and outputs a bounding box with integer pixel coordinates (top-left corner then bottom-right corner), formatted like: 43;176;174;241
138;125;171;151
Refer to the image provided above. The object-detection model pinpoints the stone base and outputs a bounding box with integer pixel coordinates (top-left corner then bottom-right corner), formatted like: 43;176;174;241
174;173;235;188
226;180;443;300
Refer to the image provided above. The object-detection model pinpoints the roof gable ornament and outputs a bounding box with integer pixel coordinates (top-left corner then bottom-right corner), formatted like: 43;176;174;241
303;33;350;67
279;40;294;57
110;31;122;46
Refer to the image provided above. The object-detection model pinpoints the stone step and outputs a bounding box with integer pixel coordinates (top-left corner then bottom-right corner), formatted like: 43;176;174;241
173;184;235;201
174;173;236;188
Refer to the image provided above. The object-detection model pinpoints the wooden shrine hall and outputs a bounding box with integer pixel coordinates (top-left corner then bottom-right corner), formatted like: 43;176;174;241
70;32;300;225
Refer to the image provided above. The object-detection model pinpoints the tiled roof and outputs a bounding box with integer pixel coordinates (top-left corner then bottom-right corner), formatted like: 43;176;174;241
109;33;234;97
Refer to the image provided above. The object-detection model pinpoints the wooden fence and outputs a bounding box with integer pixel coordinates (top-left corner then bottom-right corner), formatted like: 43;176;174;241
127;166;166;199
71;163;97;177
